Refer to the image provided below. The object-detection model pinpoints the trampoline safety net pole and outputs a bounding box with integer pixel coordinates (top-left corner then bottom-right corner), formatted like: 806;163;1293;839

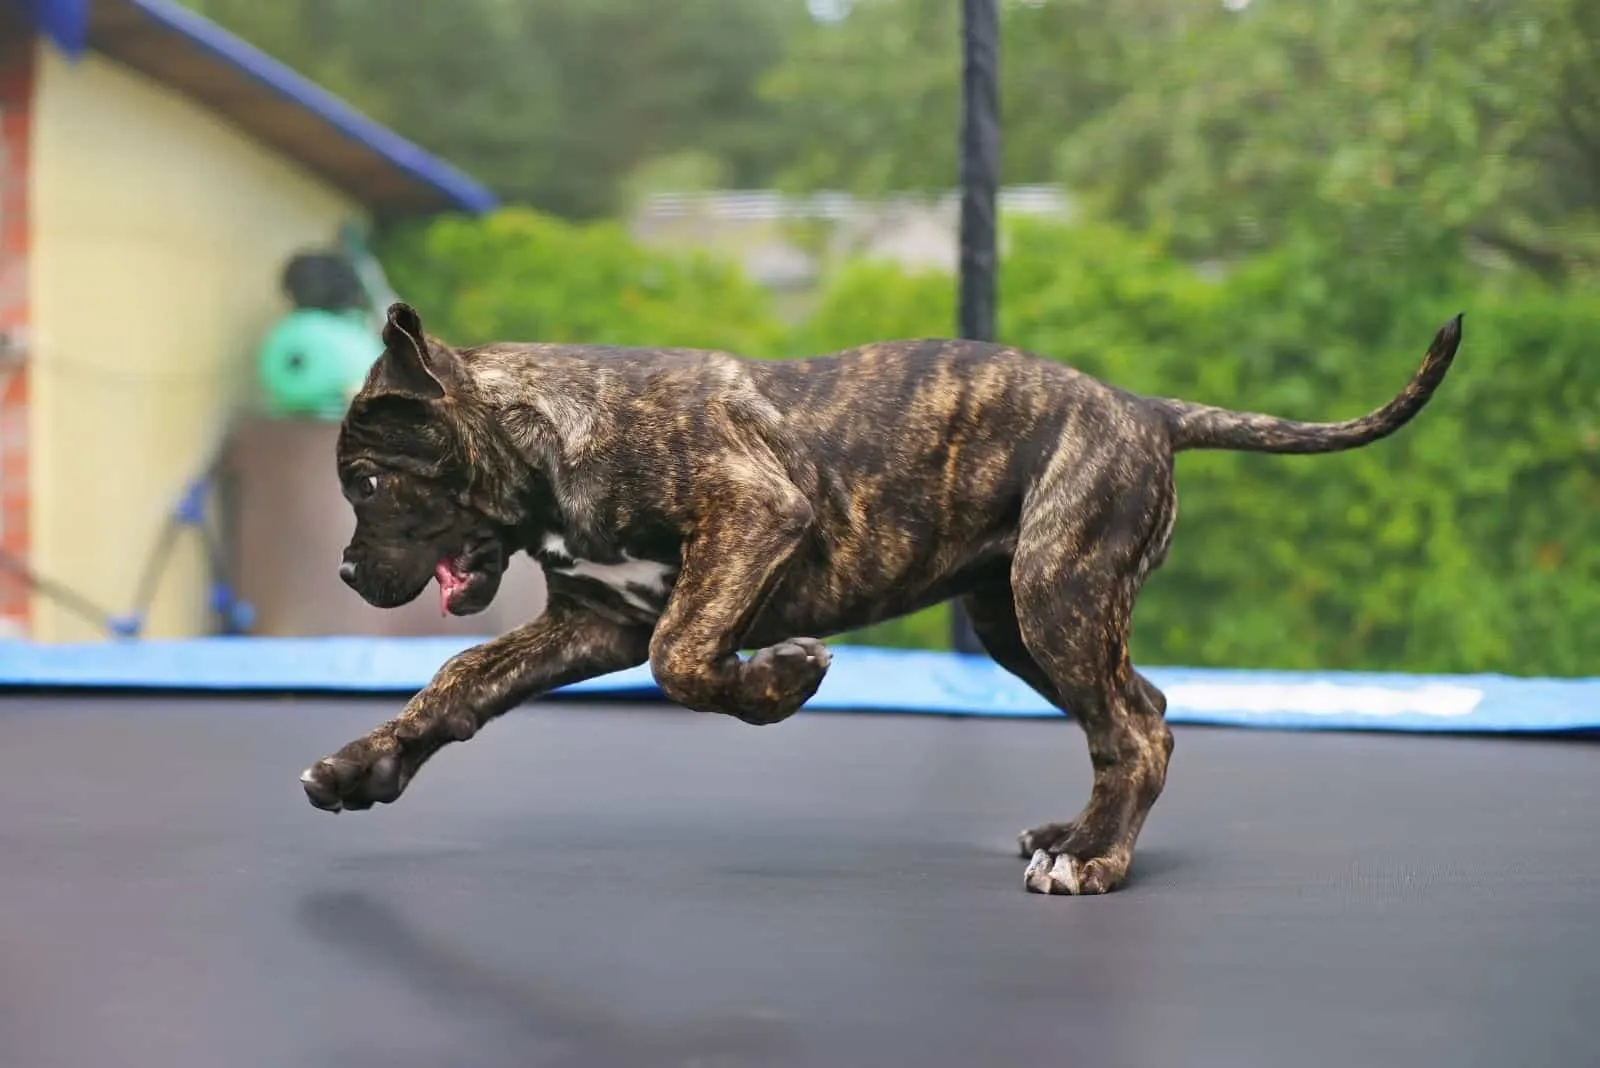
950;0;1000;655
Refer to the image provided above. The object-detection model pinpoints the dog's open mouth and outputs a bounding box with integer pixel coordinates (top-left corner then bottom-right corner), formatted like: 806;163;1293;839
433;557;476;616
432;541;503;616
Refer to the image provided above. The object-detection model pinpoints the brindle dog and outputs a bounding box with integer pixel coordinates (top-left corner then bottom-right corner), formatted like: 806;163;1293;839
301;301;1463;896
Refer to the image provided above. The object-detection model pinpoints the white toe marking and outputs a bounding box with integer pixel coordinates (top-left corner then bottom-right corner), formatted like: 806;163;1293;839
300;768;316;785
1050;855;1082;895
1024;849;1083;895
1024;850;1053;894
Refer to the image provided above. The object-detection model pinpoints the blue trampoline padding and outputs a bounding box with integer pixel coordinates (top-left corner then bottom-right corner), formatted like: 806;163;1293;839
0;637;1596;734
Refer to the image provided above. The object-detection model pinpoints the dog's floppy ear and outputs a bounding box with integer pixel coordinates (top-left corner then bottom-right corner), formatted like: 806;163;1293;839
369;301;464;401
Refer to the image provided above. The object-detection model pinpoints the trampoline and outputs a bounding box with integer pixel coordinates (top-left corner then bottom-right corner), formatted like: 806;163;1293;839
2;692;1597;1068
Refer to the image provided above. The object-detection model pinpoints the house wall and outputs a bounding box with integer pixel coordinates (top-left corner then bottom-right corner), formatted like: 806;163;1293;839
27;44;368;641
0;36;33;638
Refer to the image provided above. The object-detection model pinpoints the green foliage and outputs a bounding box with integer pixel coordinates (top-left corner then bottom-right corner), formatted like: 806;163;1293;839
1055;0;1600;275
181;0;797;218
795;259;956;352
183;0;1600;286
760;0;1600;279
757;0;961;195
376;209;787;357
757;0;1160;196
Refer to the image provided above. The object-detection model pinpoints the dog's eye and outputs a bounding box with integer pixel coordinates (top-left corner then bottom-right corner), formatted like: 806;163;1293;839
351;474;378;501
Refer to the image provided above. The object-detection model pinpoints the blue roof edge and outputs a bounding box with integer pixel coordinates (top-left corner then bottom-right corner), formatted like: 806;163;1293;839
19;0;89;54
20;0;498;215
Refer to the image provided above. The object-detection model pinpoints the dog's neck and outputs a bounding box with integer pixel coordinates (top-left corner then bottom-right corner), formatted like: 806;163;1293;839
461;355;617;558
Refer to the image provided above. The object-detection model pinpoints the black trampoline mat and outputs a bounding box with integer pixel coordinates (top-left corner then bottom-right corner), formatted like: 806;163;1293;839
1;695;1597;1068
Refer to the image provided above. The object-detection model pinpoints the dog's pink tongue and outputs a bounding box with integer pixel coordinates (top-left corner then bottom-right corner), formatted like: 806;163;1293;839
434;561;467;617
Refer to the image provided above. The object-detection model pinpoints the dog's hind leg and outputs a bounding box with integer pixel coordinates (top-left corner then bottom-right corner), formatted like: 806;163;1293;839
299;599;652;812
960;586;1091;857
960;586;1102;859
1010;448;1177;897
962;585;1062;707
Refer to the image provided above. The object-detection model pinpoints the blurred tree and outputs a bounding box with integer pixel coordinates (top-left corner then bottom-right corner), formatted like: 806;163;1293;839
375;208;787;357
762;0;1600;279
185;0;1600;276
758;0;1184;195
182;0;799;218
1058;0;1600;276
758;0;961;193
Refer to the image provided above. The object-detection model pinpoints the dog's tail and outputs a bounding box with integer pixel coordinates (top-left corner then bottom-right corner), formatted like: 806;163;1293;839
1155;314;1463;455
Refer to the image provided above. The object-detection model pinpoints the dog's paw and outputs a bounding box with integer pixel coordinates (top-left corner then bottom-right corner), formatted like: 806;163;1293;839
734;637;831;725
1023;849;1126;896
1017;820;1078;858
299;730;408;813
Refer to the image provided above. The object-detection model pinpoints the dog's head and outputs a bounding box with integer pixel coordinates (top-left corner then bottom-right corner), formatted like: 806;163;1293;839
335;302;512;617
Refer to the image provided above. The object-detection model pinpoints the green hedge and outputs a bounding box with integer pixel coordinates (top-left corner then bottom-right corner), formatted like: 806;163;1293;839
379;210;1600;677
377;208;788;357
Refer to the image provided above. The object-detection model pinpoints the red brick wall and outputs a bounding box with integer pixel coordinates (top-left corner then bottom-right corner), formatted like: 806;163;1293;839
0;39;31;635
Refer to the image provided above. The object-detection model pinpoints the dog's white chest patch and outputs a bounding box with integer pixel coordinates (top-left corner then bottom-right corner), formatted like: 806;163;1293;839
539;534;674;614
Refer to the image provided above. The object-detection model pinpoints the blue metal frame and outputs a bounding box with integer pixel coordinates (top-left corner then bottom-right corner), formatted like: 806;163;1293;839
7;0;497;215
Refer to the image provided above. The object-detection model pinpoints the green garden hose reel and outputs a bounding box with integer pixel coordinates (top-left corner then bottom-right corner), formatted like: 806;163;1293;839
255;307;380;419
254;223;399;419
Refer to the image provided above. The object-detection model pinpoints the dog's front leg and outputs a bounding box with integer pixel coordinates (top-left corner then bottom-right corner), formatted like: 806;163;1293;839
648;479;829;726
299;600;651;812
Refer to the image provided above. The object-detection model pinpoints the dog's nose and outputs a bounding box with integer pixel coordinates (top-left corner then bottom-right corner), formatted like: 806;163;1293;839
338;561;358;587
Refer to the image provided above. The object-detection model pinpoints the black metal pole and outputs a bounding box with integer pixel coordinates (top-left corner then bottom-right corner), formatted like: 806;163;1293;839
950;0;1000;654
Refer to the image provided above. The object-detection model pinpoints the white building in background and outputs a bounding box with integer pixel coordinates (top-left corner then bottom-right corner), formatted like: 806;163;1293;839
629;185;1073;297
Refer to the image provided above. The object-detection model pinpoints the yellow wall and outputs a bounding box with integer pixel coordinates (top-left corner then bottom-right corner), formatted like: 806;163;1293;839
27;44;368;641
